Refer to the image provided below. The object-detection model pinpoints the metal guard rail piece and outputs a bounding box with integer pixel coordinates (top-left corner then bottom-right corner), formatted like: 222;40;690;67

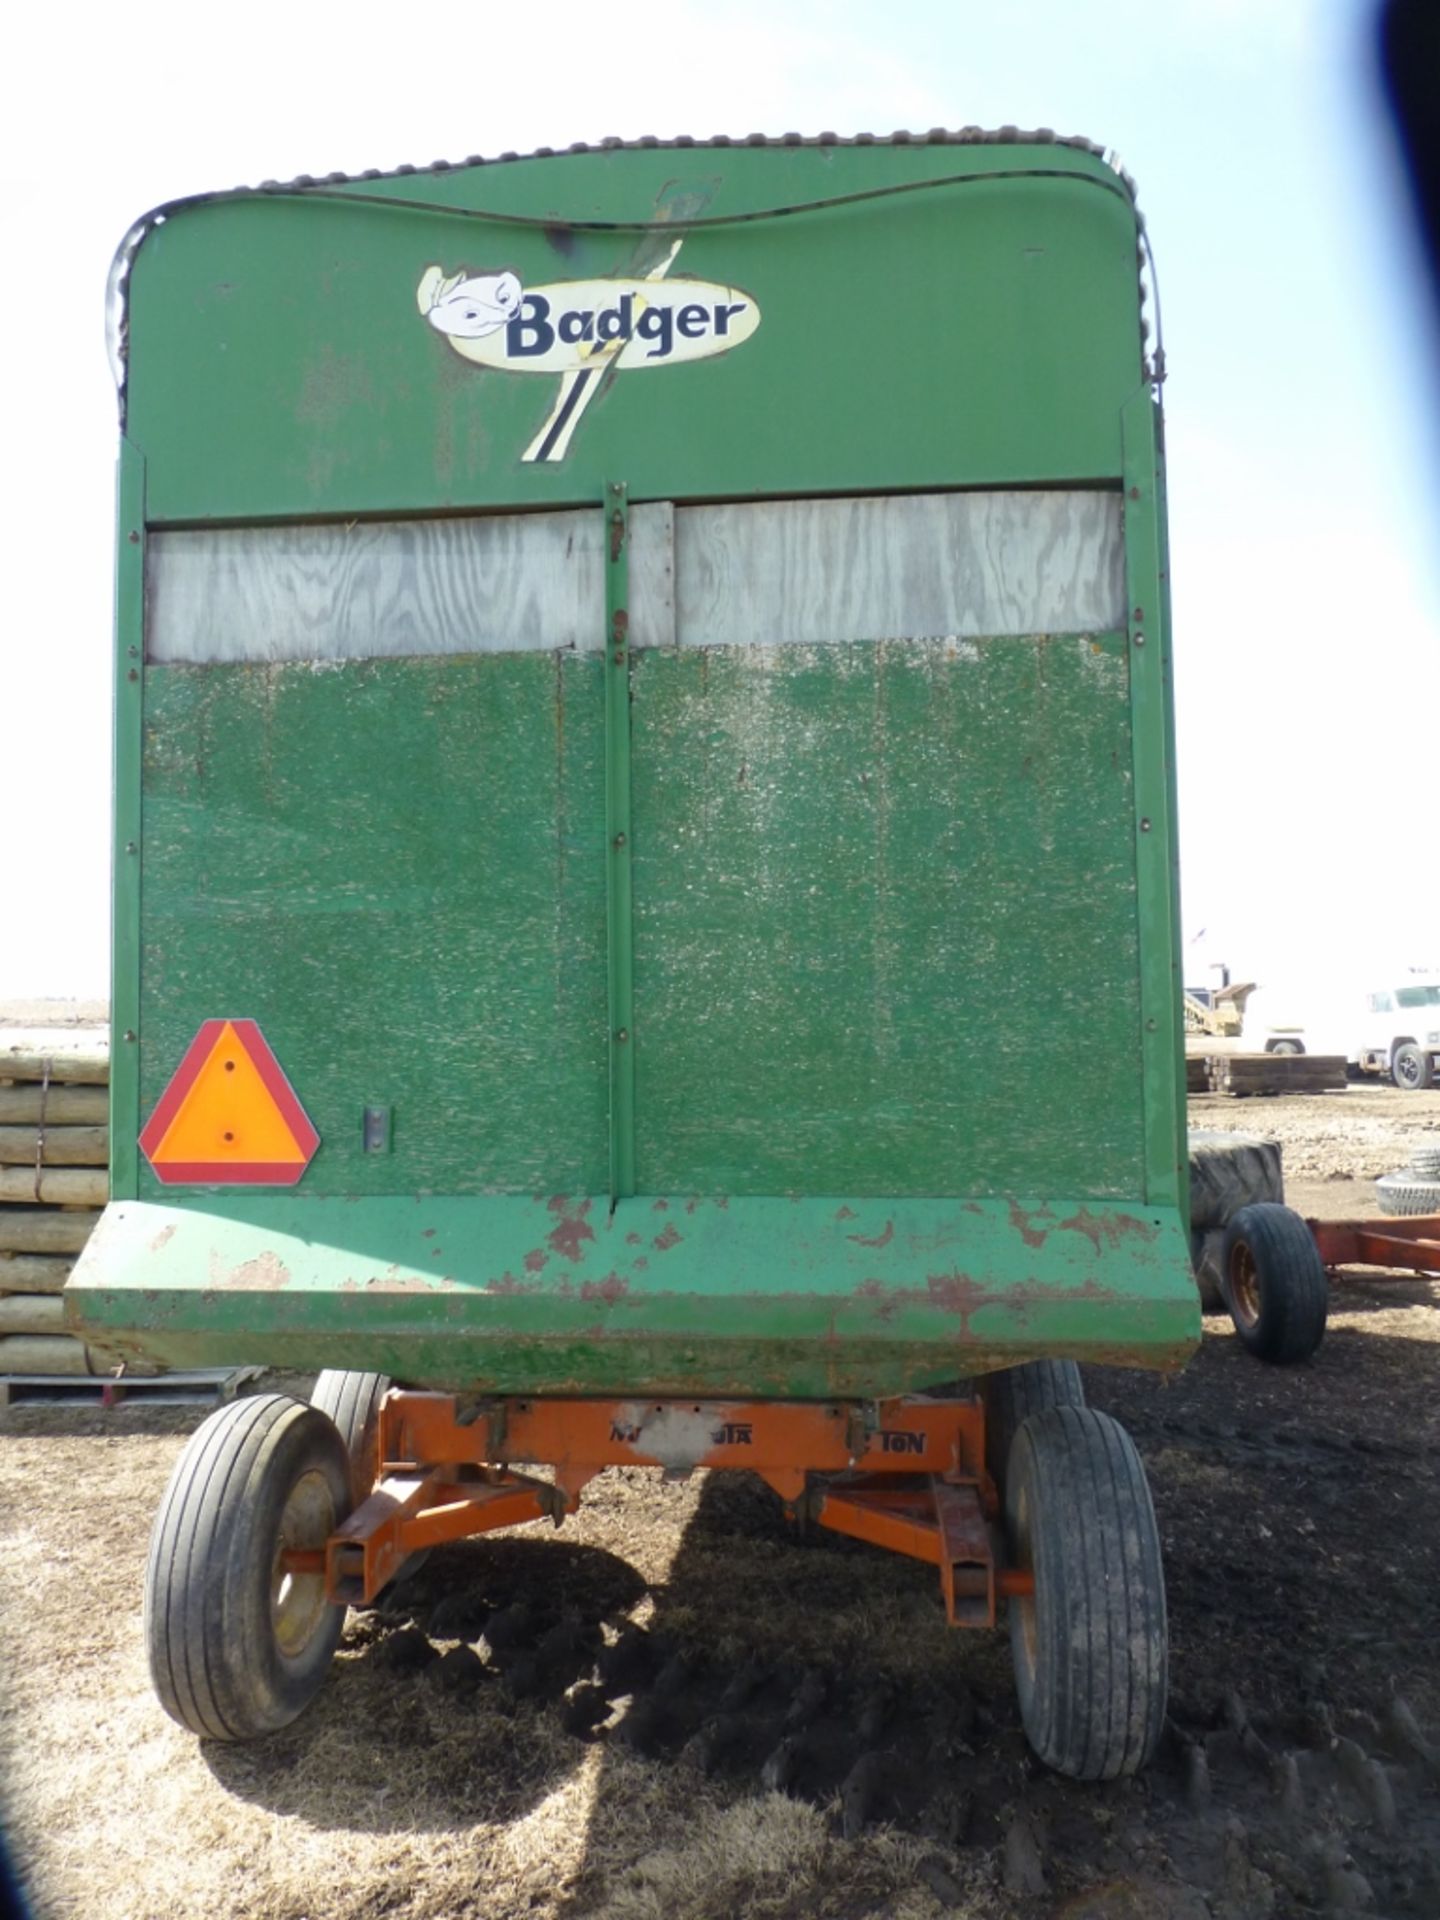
307;1390;1034;1625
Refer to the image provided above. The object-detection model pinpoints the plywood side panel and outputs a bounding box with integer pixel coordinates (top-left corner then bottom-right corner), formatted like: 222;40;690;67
673;492;1124;647
139;655;608;1195
630;632;1143;1197
147;505;675;663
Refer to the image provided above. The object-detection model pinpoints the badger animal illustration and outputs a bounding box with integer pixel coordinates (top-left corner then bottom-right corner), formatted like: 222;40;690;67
417;265;523;338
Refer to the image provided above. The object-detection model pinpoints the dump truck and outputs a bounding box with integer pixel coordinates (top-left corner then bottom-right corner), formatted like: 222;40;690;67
71;129;1199;1780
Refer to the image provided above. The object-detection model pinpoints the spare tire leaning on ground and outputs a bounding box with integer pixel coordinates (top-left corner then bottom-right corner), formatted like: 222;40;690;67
1376;1171;1440;1217
1187;1130;1285;1311
1218;1203;1329;1365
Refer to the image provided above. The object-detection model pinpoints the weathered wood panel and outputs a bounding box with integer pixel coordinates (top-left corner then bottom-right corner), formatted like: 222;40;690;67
141;655;609;1196
145;493;1116;664
673;491;1124;648
631;632;1142;1196
147;505;675;663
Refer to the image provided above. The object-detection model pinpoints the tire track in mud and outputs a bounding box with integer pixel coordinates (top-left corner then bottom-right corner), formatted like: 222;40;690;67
344;1405;1440;1920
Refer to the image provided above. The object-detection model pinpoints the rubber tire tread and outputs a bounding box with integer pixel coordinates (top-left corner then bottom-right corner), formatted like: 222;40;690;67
1375;1173;1440;1218
1390;1043;1433;1091
311;1370;391;1506
1220;1204;1328;1363
1187;1130;1284;1232
1006;1406;1167;1780
144;1393;349;1741
1189;1228;1226;1313
985;1360;1085;1484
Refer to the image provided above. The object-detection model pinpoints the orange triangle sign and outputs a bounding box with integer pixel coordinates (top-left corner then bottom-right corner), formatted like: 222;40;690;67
139;1019;320;1185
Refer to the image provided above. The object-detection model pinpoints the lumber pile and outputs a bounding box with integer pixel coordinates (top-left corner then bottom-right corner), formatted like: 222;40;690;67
0;1018;112;1378
1201;1052;1348;1098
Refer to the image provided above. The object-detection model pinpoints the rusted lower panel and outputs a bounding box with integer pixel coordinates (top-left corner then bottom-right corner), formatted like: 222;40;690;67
66;1193;1199;1394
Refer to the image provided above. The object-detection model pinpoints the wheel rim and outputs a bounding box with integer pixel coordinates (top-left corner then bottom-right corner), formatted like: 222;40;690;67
271;1468;337;1659
1228;1240;1262;1330
1010;1481;1039;1683
1395;1052;1421;1090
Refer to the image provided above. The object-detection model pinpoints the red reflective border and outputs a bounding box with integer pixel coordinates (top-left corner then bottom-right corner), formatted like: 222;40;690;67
148;1158;311;1186
138;1016;320;1182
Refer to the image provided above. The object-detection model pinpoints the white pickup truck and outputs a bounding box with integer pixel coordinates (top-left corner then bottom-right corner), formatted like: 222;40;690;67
1249;976;1440;1091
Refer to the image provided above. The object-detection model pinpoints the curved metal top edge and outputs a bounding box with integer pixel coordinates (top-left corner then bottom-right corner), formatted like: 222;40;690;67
106;128;1147;416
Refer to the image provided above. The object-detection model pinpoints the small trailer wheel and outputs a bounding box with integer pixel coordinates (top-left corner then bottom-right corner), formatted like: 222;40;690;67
1005;1406;1167;1780
145;1393;351;1740
983;1359;1084;1482
311;1370;391;1504
1220;1203;1328;1363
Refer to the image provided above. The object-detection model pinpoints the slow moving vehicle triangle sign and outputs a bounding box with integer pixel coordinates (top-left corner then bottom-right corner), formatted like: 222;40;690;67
139;1019;320;1185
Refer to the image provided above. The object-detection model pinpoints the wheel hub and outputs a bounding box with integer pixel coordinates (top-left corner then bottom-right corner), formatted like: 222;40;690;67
272;1469;337;1659
1227;1242;1261;1330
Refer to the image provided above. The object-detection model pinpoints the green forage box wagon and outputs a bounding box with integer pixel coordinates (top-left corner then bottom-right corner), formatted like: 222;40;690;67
72;130;1198;1777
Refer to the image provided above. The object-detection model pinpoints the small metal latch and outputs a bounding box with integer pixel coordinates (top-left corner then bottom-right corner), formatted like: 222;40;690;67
363;1105;392;1153
845;1403;876;1462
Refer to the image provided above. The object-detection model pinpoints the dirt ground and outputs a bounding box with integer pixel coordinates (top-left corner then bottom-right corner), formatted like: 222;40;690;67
2;1086;1439;1920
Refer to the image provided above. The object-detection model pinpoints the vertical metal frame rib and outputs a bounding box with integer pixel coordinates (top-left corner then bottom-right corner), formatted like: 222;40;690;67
1121;390;1184;1210
110;439;146;1199
604;483;636;1200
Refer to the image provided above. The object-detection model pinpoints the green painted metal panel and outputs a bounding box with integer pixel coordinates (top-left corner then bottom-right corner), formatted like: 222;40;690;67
631;632;1142;1196
91;138;1198;1391
66;1194;1198;1396
122;145;1142;523
139;654;609;1195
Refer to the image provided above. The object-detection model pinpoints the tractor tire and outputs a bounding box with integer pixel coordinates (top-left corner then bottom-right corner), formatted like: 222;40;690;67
1376;1173;1440;1218
1391;1043;1434;1092
1004;1406;1167;1780
1187;1130;1284;1233
145;1393;350;1740
1220;1204;1328;1363
311;1370;391;1506
1189;1228;1226;1312
984;1359;1085;1484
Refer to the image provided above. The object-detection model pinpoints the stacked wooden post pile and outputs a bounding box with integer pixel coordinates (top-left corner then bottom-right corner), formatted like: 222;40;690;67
0;1021;112;1376
1203;1053;1348;1097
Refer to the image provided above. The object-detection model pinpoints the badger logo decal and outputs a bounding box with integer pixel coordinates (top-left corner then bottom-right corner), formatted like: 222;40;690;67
417;240;761;463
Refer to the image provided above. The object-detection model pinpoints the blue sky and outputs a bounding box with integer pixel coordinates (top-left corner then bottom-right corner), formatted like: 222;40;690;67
2;0;1436;999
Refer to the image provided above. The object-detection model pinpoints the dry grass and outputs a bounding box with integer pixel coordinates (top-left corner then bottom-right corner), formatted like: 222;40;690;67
0;1419;998;1920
